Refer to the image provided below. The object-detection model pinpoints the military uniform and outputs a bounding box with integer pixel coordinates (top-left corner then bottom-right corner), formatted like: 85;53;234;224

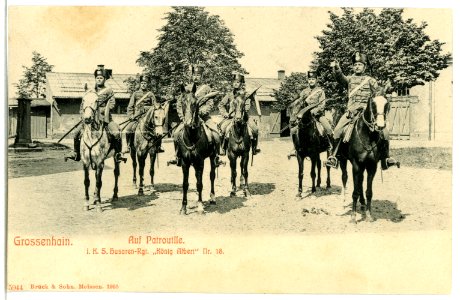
325;52;399;170
288;71;333;158
218;72;260;155
168;64;223;167
122;75;164;153
67;65;124;162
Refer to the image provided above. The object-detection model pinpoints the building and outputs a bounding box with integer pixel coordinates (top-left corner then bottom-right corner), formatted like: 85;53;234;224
8;98;51;139
45;71;284;139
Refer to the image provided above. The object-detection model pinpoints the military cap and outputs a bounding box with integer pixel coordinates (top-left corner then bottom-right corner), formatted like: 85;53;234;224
307;71;317;78
232;71;245;83
139;74;150;83
351;52;369;65
191;63;205;75
94;64;112;79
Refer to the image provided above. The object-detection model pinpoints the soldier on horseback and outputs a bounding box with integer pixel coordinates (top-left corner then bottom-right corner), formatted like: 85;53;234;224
218;71;261;156
287;71;334;158
66;65;125;163
167;63;224;167
122;74;165;154
325;52;400;170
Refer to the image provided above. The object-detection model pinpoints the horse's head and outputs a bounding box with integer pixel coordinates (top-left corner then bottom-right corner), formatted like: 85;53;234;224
145;102;167;136
233;94;247;125
366;95;389;131
181;83;200;129
81;92;100;125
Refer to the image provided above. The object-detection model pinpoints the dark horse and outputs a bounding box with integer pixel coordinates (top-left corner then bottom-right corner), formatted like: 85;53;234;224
227;94;252;197
80;92;121;212
291;104;331;198
129;102;168;196
177;84;217;215
337;95;390;223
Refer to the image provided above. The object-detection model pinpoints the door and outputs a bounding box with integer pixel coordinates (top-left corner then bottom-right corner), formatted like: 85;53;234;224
31;109;47;139
387;99;410;140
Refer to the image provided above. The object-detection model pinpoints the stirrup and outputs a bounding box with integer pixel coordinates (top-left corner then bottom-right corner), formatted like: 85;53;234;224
382;158;400;170
287;150;296;160
157;147;165;153
325;156;338;169
65;152;80;162
115;153;127;163
215;157;226;167
252;148;261;155
167;158;181;167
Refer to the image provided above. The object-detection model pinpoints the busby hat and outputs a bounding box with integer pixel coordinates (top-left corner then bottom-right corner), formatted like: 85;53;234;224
94;64;112;79
232;71;245;83
139;74;150;83
351;52;369;65
307;71;317;78
191;63;205;75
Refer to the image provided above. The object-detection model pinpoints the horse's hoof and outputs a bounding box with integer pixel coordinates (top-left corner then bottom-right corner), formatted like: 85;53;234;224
209;200;216;205
179;208;187;215
138;189;144;196
110;196;118;203
83;205;89;211
95;205;103;213
244;190;251;197
230;191;236;197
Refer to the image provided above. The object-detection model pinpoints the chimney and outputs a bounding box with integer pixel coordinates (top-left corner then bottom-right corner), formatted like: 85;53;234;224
277;70;285;80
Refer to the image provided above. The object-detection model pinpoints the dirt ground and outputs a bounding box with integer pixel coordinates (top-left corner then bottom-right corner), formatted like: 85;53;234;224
7;139;452;236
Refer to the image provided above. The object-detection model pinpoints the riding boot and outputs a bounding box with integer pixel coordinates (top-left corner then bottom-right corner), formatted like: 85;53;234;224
252;137;261;155
325;138;341;168
66;135;81;161
157;139;165;153
380;140;400;170
221;137;228;156
113;137;127;164
167;141;182;167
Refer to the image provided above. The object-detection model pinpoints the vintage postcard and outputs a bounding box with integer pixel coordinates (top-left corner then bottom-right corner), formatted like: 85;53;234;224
5;2;454;298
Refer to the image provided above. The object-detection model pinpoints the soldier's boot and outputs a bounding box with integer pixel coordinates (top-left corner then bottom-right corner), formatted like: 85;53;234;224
251;137;261;155
65;135;81;162
287;148;297;159
380;141;400;170
157;139;165;153
325;138;341;169
113;138;127;164
167;141;182;167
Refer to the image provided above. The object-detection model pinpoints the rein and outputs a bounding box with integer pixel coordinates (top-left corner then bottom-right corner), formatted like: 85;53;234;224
355;111;381;153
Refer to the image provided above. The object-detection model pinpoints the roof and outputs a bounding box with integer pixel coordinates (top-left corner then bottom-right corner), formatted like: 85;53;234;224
46;72;132;99
246;78;281;102
8;98;51;107
46;72;282;102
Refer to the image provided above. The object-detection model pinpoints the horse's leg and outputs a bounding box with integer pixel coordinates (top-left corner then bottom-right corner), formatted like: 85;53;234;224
195;161;205;214
111;158;119;202
137;152;147;196
242;152;250;197
365;163;377;222
230;154;237;197
149;152;156;191
130;147;137;187
180;163;190;215
326;150;331;189
316;154;322;188
83;166;90;211
310;156;317;194
351;160;364;223
209;155;216;204
296;154;304;198
340;159;348;201
94;165;103;213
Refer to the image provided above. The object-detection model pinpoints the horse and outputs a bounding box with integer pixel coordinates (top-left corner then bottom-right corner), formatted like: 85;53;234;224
176;84;218;215
291;104;331;198
129;102;168;196
337;95;390;223
226;94;252;197
80;92;121;212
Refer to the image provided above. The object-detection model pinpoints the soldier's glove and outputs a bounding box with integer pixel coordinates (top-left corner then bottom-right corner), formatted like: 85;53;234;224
223;113;229;119
346;110;353;118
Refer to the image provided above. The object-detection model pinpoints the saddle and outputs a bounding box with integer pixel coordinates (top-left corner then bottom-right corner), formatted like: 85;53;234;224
342;111;363;143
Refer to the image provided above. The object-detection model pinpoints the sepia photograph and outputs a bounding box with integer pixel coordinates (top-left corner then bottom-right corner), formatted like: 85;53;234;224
4;0;456;299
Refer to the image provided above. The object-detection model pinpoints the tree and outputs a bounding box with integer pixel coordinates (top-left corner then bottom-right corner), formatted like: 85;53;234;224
310;8;451;112
136;6;245;98
15;51;54;99
272;72;309;112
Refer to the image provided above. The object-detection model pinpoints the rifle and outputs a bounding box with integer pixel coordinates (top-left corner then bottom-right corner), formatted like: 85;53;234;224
57;89;113;143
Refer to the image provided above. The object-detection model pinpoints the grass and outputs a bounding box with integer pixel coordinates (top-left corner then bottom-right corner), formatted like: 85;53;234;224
391;147;451;170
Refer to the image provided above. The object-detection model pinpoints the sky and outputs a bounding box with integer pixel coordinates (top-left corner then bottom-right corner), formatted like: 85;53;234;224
6;5;453;98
